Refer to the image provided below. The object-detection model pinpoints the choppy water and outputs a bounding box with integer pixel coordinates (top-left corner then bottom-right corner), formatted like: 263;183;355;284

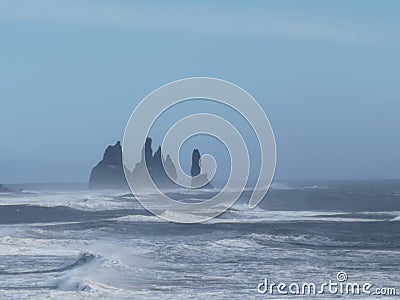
0;180;399;299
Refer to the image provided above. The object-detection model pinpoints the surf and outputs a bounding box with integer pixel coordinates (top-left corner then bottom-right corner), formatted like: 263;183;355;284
0;252;95;276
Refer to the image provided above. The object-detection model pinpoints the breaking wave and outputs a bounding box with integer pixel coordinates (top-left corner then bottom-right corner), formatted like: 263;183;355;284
0;252;95;275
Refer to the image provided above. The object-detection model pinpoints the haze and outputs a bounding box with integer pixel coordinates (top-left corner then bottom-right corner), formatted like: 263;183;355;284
0;0;399;183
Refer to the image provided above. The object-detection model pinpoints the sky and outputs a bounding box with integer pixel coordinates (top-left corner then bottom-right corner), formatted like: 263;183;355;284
0;0;399;183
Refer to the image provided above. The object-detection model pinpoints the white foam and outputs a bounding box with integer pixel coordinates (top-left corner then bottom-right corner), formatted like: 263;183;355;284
113;215;165;223
0;190;135;211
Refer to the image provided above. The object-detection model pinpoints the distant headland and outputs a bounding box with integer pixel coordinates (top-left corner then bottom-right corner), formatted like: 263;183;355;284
89;138;212;190
0;184;11;193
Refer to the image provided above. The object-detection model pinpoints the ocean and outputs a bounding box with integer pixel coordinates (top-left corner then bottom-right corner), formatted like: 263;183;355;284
0;180;399;299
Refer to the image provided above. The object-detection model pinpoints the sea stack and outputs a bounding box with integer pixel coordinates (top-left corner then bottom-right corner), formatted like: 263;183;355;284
88;141;127;189
89;138;212;190
129;137;178;190
190;149;213;189
89;138;179;190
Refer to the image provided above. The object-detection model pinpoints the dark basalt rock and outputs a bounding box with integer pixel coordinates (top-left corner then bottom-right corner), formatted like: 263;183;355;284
89;138;179;190
190;149;213;189
88;141;127;189
127;137;178;190
191;149;201;177
89;138;212;190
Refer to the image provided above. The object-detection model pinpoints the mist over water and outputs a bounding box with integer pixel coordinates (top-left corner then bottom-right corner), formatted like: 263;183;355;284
0;180;399;299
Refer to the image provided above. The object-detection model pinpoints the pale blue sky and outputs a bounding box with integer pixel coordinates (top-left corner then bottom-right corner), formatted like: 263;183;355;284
0;0;399;183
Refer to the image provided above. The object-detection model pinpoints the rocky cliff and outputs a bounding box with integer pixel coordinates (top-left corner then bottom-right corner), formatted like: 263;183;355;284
0;184;11;193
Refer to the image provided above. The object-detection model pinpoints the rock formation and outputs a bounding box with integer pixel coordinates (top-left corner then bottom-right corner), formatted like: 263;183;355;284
191;149;201;178
89;138;212;190
88;141;127;189
127;137;178;190
190;149;213;189
89;138;179;190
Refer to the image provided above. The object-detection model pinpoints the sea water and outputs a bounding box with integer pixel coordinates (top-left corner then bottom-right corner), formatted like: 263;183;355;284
0;180;399;299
